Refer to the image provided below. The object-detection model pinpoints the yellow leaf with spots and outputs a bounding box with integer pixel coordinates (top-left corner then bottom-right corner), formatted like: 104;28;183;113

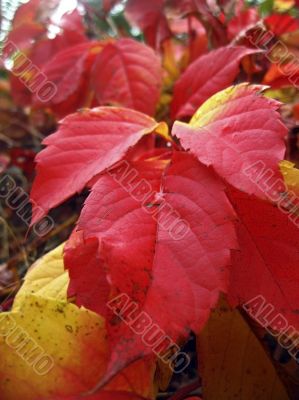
280;160;299;196
0;246;156;400
13;243;68;309
197;299;289;400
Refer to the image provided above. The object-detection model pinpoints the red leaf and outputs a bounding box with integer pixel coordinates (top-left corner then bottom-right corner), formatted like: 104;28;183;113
125;0;171;49
12;0;41;26
58;9;87;36
8;6;87;108
10;36;89;108
227;188;299;332
34;42;93;103
30;107;168;223
263;63;299;89
73;151;237;381
30;35;88;69
5;22;46;53
193;0;227;46
170;46;259;120
7;0;86;55
227;8;259;41
32;41;104;116
64;231;110;316
173;84;287;200
92;38;163;116
265;14;299;37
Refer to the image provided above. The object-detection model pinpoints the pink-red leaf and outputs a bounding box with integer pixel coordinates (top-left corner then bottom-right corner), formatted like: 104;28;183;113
8;7;87;107
30;107;168;223
173;84;287;200
33;42;94;105
92;38;162;116
170;46;259;120
32;41;105;116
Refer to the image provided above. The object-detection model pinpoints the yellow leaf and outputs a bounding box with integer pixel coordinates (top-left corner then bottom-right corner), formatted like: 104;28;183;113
197;299;289;400
265;88;297;104
0;245;156;399
274;0;295;12
188;83;254;129
280;160;299;196
13;243;68;309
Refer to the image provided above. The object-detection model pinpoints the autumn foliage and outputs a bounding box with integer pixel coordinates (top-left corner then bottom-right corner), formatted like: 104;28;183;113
2;0;299;399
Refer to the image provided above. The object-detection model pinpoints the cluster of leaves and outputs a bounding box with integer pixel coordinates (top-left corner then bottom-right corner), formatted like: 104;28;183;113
2;0;299;399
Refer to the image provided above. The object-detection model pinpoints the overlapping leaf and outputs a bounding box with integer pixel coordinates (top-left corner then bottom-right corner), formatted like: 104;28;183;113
173;83;287;200
34;42;92;101
91;38;163;116
71;151;237;382
30;107;168;223
64;231;110;317
125;0;171;49
30;82;292;389
227;8;259;41
227;188;299;332
198;298;289;399
0;246;156;400
32;41;105;117
170;46;259;120
265;14;299;36
6;0;299;398
263;63;299;89
6;3;88;107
